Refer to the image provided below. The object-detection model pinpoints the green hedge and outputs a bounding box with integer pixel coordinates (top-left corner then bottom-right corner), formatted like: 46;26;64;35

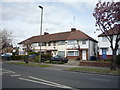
11;55;27;60
28;52;39;55
41;53;52;58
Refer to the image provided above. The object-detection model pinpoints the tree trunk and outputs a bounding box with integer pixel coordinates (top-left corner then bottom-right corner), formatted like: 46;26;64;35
110;49;117;70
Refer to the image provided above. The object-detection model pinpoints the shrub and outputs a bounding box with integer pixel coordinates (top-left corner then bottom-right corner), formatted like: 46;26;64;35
34;55;40;63
41;53;52;58
51;61;65;64
28;52;39;55
101;58;112;62
11;55;27;60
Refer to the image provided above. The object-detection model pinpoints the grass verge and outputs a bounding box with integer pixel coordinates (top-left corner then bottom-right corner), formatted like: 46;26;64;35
67;67;120;75
8;62;53;68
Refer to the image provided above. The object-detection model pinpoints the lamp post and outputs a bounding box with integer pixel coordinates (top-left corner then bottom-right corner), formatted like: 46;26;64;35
38;5;43;64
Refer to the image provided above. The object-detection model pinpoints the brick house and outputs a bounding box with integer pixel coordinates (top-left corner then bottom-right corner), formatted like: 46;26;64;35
98;27;120;59
18;28;98;60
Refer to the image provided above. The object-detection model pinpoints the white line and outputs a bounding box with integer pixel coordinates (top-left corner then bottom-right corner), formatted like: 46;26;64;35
2;69;15;73
2;72;11;73
28;76;72;89
19;77;73;89
11;74;21;77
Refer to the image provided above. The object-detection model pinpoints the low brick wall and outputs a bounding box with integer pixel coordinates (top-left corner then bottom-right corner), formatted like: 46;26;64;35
79;61;111;67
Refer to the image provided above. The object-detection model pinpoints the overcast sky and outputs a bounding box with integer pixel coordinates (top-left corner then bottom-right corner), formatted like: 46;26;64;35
1;0;119;46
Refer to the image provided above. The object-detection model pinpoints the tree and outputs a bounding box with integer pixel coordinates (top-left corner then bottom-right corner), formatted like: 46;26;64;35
93;1;120;70
23;40;32;55
0;29;13;53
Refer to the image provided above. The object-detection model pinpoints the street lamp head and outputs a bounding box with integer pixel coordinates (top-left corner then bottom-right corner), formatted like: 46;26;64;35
38;6;43;9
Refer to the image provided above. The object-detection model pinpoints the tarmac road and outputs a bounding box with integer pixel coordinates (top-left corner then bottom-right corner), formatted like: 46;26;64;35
2;62;119;89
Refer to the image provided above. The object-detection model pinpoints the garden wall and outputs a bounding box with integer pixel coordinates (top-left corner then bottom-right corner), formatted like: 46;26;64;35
79;61;111;67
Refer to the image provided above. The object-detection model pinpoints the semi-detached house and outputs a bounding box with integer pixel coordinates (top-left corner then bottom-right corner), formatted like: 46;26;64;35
98;27;120;59
18;28;98;60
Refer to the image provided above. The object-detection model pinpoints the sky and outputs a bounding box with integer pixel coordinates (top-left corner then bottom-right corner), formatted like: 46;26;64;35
0;0;120;47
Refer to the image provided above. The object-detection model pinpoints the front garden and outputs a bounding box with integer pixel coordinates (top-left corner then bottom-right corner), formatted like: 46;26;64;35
9;52;66;64
79;54;120;68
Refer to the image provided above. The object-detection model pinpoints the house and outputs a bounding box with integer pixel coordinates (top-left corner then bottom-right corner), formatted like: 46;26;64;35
18;28;98;60
98;27;120;59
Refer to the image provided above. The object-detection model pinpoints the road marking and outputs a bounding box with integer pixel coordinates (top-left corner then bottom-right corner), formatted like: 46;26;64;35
29;76;73;88
19;76;73;89
11;74;21;77
2;69;15;73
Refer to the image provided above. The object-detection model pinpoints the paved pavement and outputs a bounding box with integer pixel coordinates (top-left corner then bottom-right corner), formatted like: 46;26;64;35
5;60;110;71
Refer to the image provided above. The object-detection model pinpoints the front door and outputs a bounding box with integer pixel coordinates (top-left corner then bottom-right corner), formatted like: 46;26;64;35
102;49;107;59
82;50;86;60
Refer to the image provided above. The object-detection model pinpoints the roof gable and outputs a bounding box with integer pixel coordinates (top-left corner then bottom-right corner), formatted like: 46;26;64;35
98;26;119;37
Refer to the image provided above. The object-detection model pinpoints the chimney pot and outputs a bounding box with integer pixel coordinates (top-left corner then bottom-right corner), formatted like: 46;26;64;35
44;32;49;35
71;28;76;31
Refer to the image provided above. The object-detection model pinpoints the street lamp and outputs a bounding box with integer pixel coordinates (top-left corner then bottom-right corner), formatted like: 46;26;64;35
38;5;43;64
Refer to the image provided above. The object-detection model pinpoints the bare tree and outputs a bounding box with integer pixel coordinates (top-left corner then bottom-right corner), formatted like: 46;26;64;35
23;40;32;55
0;29;13;53
93;1;120;70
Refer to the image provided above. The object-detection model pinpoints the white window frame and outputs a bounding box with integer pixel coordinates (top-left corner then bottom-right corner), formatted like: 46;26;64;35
102;36;107;42
58;41;65;45
82;40;86;45
67;51;79;56
67;40;77;45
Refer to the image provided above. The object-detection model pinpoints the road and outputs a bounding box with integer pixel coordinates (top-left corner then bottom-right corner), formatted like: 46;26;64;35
1;62;119;89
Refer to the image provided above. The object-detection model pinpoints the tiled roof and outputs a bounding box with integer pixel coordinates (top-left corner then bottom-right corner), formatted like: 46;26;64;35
18;29;98;44
98;26;120;37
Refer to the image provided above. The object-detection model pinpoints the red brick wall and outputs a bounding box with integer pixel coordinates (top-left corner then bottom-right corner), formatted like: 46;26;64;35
99;55;112;59
79;61;111;67
67;56;79;60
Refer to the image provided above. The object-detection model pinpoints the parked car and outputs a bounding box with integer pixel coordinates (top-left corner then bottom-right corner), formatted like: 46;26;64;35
28;54;37;59
1;53;12;60
50;55;69;63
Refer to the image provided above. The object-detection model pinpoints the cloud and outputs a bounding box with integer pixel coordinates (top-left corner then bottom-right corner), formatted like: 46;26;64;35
1;2;101;46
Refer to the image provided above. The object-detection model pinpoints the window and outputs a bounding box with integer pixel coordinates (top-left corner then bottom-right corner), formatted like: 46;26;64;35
58;41;65;45
68;40;77;45
82;40;86;45
102;37;107;42
68;51;79;56
53;42;56;46
68;51;74;56
74;51;79;56
38;43;41;46
48;42;51;46
42;42;46;46
58;51;65;57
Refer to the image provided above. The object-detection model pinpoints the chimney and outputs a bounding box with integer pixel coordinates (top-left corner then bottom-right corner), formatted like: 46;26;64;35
71;28;76;32
44;32;49;35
